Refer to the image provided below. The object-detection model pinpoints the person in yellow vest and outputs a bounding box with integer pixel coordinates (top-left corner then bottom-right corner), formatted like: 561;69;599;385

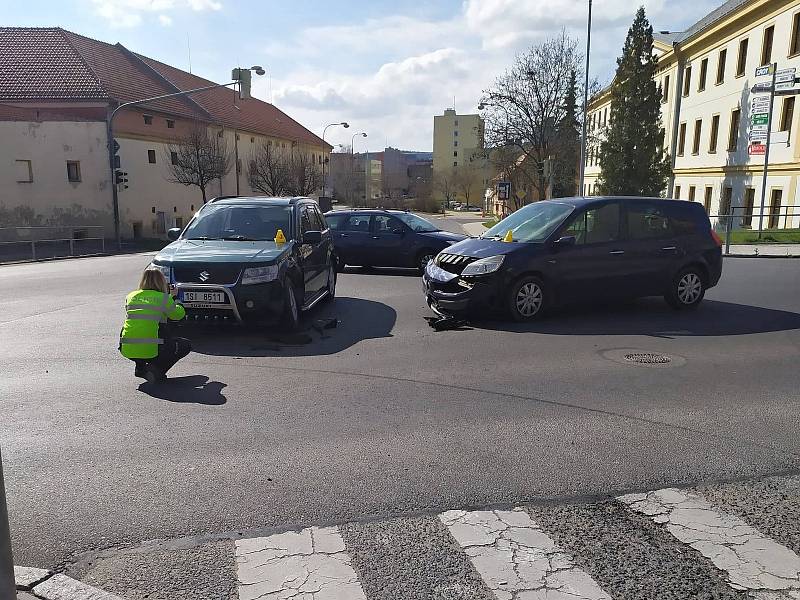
119;268;191;383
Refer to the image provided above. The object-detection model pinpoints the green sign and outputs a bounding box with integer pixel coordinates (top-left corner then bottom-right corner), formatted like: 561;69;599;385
751;114;770;125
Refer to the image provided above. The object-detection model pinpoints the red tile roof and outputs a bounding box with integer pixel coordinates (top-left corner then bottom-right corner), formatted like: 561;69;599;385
0;27;328;148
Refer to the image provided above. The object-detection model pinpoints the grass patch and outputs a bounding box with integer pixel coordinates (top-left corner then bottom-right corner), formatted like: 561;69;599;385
722;228;800;244
482;219;499;229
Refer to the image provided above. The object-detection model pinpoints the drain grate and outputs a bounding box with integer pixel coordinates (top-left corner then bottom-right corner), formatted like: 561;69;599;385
624;352;671;364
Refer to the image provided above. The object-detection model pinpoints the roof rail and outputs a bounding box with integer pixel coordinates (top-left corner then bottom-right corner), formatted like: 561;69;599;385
208;195;241;203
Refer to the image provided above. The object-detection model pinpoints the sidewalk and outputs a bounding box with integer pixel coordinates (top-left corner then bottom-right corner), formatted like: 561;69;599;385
461;221;488;237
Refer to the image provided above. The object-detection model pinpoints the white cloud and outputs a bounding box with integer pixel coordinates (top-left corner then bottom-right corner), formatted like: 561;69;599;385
89;0;221;28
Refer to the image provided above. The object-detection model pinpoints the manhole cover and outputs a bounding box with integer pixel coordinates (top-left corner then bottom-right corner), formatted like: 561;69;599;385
624;352;671;364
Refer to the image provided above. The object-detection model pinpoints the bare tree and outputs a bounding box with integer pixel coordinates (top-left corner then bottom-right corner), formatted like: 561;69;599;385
453;164;483;209
433;169;457;210
480;31;583;203
164;125;231;203
287;152;321;196
248;141;291;196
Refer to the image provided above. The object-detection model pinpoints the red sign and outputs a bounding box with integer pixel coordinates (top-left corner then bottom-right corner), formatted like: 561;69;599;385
749;143;766;155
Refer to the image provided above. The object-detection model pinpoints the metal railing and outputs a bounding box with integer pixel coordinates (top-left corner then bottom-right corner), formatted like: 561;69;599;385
0;226;106;263
707;208;799;255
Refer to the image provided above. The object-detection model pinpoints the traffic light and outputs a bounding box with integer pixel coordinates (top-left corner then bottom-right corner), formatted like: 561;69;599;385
115;169;129;189
232;68;252;100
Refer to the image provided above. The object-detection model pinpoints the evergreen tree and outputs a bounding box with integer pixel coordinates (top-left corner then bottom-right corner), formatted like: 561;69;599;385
598;7;671;196
553;70;580;197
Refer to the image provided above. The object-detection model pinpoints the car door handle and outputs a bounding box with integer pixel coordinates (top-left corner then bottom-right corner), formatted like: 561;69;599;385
661;246;677;252
609;250;625;255
340;233;348;238
372;236;380;239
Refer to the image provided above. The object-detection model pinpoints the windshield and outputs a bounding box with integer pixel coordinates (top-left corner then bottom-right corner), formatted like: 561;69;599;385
183;204;293;241
394;212;439;232
482;202;574;243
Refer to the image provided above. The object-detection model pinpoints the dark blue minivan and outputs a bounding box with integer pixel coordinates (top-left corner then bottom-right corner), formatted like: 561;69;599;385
324;209;465;273
422;197;723;321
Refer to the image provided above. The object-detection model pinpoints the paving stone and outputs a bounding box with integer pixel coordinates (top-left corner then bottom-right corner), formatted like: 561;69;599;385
14;565;52;589
33;573;127;600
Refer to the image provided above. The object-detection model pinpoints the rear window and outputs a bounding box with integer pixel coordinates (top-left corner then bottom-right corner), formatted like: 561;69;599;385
627;203;673;240
325;214;347;230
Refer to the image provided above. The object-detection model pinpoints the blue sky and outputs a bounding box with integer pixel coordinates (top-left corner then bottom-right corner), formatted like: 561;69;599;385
9;0;723;151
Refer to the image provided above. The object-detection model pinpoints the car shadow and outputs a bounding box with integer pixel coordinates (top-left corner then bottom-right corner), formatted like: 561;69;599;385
341;266;420;278
137;375;228;405
188;297;397;357
471;298;800;338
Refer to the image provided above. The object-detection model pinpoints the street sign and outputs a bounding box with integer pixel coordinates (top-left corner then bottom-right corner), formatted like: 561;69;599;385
750;104;769;115
751;114;769;125
776;67;797;76
515;189;526;201
751;94;770;105
771;130;790;144
752;81;773;91
775;73;796;83
749;132;768;142
755;65;774;77
113;139;120;154
749;143;766;155
775;80;797;90
497;181;511;200
750;124;768;132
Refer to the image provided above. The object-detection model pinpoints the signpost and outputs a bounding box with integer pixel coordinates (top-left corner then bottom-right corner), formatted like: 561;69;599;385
749;143;766;155
755;63;778;237
0;449;14;600
751;114;769;125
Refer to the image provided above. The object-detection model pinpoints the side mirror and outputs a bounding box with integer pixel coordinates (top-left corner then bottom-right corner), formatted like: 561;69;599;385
553;235;576;249
167;228;181;241
303;230;322;245
392;227;405;235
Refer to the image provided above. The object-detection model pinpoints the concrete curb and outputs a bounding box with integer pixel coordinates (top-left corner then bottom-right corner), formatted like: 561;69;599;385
15;566;126;600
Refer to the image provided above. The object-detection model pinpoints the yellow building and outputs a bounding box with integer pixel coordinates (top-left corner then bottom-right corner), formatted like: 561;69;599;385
586;0;800;230
432;109;492;205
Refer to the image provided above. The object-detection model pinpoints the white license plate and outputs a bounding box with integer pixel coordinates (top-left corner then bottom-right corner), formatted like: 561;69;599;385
183;291;226;303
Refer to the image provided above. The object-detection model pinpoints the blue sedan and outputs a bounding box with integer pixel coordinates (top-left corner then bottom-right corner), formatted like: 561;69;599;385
324;209;466;273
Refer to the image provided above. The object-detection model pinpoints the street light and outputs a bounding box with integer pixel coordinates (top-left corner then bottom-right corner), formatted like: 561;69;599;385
321;122;349;199
579;0;593;195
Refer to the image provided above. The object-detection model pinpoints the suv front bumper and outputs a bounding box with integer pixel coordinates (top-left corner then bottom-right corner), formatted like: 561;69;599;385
175;280;286;323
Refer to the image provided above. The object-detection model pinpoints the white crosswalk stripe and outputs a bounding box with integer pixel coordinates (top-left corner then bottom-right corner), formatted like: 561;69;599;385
439;508;611;600
619;487;800;599
235;526;367;600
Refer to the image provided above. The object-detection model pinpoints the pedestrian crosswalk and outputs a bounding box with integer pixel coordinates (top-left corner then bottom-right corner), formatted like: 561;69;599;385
235;480;800;600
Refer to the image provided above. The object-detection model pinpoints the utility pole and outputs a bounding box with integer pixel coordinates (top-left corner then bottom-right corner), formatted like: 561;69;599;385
0;449;15;600
578;0;593;194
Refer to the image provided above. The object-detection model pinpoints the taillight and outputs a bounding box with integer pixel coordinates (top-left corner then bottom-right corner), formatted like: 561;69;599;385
710;229;723;247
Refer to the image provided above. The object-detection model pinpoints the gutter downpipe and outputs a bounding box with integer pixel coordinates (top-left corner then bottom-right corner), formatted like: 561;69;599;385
667;41;685;198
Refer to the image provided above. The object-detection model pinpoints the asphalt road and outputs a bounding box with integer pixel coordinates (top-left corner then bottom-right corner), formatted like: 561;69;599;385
2;217;800;575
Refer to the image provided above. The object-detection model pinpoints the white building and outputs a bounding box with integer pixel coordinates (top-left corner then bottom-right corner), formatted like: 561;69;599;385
0;27;330;241
585;0;800;230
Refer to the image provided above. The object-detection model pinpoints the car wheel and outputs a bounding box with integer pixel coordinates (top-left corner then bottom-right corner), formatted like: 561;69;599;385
323;265;336;303
417;250;435;274
507;276;546;322
282;280;300;331
666;267;705;310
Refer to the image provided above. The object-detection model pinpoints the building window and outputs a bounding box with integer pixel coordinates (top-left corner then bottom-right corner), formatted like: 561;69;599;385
761;25;774;66
682;65;692;96
218;130;224;138
66;161;81;182
148;149;156;164
716;48;727;84
15;159;33;183
662;74;670;103
175;217;184;228
692;119;702;155
780;96;795;132
173;206;177;213
721;186;733;219
728;108;741;151
151;206;156;213
453;151;458;157
454;119;458;126
251;137;255;143
709;114;720;153
674;185;681;199
688;186;696;201
678;122;687;156
170;151;178;165
704;186;713;212
699;58;708;91
190;204;195;212
143;114;153;125
453;161;458;167
791;12;800;56
603;108;608;126
166;119;175;129
742;188;755;227
736;38;748;76
454;130;458;137
769;189;782;228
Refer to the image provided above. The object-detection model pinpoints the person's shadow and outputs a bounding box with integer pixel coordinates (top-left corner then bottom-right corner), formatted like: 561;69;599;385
138;375;227;405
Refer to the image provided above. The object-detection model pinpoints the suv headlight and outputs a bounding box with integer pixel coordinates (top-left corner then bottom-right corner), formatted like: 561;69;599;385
149;263;171;281
461;255;504;276
241;265;279;285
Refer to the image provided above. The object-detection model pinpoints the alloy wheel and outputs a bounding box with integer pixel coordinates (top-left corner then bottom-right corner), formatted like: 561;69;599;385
515;282;543;317
419;254;434;272
677;272;702;305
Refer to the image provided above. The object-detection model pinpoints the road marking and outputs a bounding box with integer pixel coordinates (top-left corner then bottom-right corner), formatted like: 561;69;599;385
619;488;800;598
235;526;367;600
439;508;611;600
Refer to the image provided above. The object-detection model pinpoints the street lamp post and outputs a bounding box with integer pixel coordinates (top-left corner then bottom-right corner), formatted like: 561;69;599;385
0;449;14;600
106;66;264;250
351;132;367;207
579;0;593;195
321;122;349;200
